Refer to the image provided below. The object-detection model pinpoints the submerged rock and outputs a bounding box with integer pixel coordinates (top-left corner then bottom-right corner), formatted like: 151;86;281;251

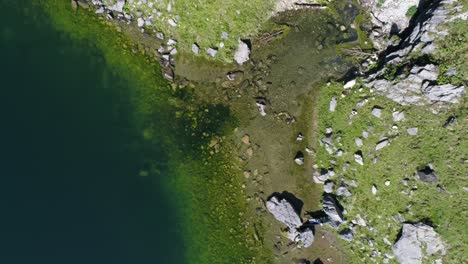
393;223;446;264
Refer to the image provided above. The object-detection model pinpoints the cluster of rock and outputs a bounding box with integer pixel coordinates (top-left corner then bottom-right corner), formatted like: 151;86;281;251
360;0;419;50
363;0;466;107
266;195;314;248
316;85;453;262
86;0;251;64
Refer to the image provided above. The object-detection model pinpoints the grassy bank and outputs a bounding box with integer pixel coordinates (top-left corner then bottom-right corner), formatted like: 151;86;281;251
124;0;276;62
37;1;268;263
316;81;467;263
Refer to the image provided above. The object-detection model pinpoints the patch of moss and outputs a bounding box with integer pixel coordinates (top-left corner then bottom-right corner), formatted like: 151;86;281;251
405;5;418;18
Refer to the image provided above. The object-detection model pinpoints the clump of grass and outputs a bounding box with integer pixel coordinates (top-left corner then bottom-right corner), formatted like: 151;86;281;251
405;5;418;18
316;81;467;263
433;18;468;86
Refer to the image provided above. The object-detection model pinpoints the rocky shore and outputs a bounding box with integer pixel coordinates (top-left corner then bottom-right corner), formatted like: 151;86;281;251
76;0;466;263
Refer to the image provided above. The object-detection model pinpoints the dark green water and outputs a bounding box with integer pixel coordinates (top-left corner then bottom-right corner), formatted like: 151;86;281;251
0;2;184;263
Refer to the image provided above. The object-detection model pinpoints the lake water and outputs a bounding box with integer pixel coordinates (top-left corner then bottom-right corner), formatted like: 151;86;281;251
0;2;184;263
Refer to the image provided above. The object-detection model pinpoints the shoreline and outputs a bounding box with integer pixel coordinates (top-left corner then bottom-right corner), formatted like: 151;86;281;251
40;0;467;263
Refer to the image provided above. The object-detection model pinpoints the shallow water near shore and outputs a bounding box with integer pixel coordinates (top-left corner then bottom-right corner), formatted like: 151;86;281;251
0;2;185;263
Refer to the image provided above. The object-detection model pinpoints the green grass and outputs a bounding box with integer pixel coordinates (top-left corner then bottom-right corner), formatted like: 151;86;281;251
405;5;418;18
124;0;276;62
316;82;467;263
433;16;468;86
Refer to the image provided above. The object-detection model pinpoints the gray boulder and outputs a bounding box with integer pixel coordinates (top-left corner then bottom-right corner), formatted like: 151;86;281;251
266;196;302;229
322;194;345;226
393;223;446;264
417;166;439;184
266;195;314;248
296;228;314;248
336;186;352;197
423;84;465;104
339;228;354;241
324;181;334;193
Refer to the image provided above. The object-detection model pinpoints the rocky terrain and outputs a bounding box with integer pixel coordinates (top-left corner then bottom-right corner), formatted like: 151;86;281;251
77;0;467;263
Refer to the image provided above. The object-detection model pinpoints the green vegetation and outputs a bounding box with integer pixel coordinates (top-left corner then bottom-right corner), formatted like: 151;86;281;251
405;5;418;18
434;17;468;86
316;82;467;263
37;1;270;263
124;0;276;62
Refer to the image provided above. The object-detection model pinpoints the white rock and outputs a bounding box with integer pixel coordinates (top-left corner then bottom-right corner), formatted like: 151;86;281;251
192;43;200;54
355;137;363;147
207;48;218;57
375;138;389;150
329;97;337;112
344;79;356;89
371;185;378;195
234;40;250;65
407;127;418;135
137;18;145;27
156;32;164;40
167;38;177;46
385;180;391;186
392;111;406;122
362;131;369;138
372;107;382;118
354;152;364;166
324;181;334;193
354;214;367;226
168;18;177;27
107;0;125;12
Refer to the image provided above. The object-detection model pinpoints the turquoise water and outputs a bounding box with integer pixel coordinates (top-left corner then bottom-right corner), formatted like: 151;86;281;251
0;2;184;263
